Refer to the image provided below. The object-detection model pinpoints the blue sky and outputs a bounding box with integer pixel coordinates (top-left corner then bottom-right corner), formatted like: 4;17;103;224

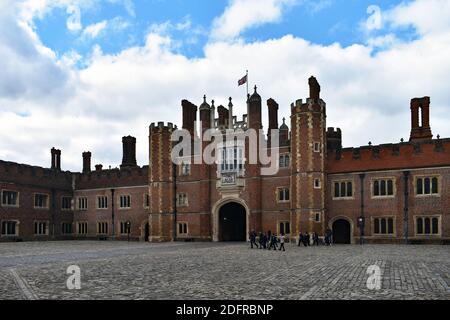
33;0;416;61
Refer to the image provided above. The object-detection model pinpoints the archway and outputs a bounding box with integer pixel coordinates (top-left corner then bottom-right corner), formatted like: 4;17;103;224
332;219;351;244
219;202;246;241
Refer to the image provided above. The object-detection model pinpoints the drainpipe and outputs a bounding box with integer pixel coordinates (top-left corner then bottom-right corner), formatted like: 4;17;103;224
172;162;177;241
111;188;115;239
359;173;366;245
403;171;410;244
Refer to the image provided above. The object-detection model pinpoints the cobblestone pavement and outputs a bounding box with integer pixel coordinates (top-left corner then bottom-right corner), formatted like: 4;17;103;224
0;241;449;300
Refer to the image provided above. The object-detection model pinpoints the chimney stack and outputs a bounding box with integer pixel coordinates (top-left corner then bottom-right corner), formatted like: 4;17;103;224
181;100;198;135
95;164;103;171
51;148;61;170
309;76;321;101
121;136;137;168
410;97;433;141
82;151;91;173
217;105;229;128
248;86;262;130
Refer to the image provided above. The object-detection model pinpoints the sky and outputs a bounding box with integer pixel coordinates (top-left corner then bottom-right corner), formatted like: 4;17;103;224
0;0;450;171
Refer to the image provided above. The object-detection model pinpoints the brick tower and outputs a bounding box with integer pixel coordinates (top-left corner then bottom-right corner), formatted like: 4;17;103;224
290;76;327;238
148;122;175;241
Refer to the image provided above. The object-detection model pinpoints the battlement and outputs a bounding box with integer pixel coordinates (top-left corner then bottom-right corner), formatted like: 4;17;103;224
328;138;450;173
75;165;149;190
0;160;73;190
327;127;342;136
149;122;176;133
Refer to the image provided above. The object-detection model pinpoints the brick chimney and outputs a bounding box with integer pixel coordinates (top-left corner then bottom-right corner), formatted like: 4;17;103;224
51;148;61;170
217;105;229;128
82;151;91;173
121;136;137;168
309;76;321;101
410;97;433;141
248;86;262;130
181;100;198;135
95;164;103;171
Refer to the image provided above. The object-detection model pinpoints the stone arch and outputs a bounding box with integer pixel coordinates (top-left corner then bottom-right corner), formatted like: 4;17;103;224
212;197;250;242
328;215;354;244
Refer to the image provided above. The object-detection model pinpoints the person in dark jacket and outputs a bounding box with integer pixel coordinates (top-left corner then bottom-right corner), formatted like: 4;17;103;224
259;232;264;249
298;232;303;247
303;232;310;247
249;231;258;249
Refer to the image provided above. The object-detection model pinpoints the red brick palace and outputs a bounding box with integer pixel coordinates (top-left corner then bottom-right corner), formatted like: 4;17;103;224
1;77;449;244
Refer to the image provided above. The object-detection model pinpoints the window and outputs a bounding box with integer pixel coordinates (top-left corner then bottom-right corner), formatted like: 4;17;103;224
62;223;72;234
314;178;321;189
62;197;72;210
77;197;88;210
34;194;49;208
119;195;131;209
97;222;108;235
177;222;188;235
219;146;244;173
97;196;108;209
313;142;321;153
279;154;290;168
1;221;18;236
373;217;394;235
177;193;188;206
373;179;394;197
314;212;321;223
144;194;150;209
1;190;19;207
279;221;290;235
416;216;440;235
278;187;290;202
34;222;48;235
120;222;131;235
416;177;439;196
77;222;88;235
333;181;353;198
180;163;191;176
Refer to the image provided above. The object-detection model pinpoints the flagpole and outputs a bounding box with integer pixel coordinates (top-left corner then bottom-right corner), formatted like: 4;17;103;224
246;70;249;97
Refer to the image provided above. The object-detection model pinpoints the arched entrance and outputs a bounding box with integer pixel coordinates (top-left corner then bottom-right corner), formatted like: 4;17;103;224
332;219;351;244
219;202;246;241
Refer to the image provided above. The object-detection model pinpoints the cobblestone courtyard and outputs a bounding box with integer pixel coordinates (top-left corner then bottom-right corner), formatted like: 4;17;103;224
0;241;448;300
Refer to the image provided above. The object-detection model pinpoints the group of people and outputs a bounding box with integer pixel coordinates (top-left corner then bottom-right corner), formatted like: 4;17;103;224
249;231;286;251
249;228;334;250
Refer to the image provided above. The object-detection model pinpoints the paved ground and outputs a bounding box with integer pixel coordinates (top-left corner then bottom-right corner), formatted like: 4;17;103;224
0;241;449;300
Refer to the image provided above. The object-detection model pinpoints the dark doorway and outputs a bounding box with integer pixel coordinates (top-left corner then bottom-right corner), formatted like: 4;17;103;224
219;202;246;241
332;219;351;244
144;223;150;242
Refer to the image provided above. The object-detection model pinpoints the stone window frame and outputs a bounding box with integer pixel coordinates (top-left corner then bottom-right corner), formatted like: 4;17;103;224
97;221;109;235
332;179;355;200
278;220;291;235
61;196;73;211
179;163;191;176
76;221;88;235
119;221;131;235
413;175;441;198
314;212;322;223
77;197;88;211
371;216;396;236
276;187;290;203
96;195;108;210
370;177;396;199
313;142;321;153
314;178;322;189
143;193;150;209
33;193;50;209
413;215;441;237
1;219;20;237
61;222;73;235
118;194;132;210
1;189;20;208
177;221;188;236
177;193;188;207
34;220;49;236
279;153;291;168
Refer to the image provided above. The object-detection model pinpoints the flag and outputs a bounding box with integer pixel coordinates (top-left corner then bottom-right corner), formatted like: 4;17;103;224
238;74;247;86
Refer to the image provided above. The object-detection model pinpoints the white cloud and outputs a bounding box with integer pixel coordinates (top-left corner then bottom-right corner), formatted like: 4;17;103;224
66;4;82;32
83;20;108;38
211;0;299;41
1;0;450;171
